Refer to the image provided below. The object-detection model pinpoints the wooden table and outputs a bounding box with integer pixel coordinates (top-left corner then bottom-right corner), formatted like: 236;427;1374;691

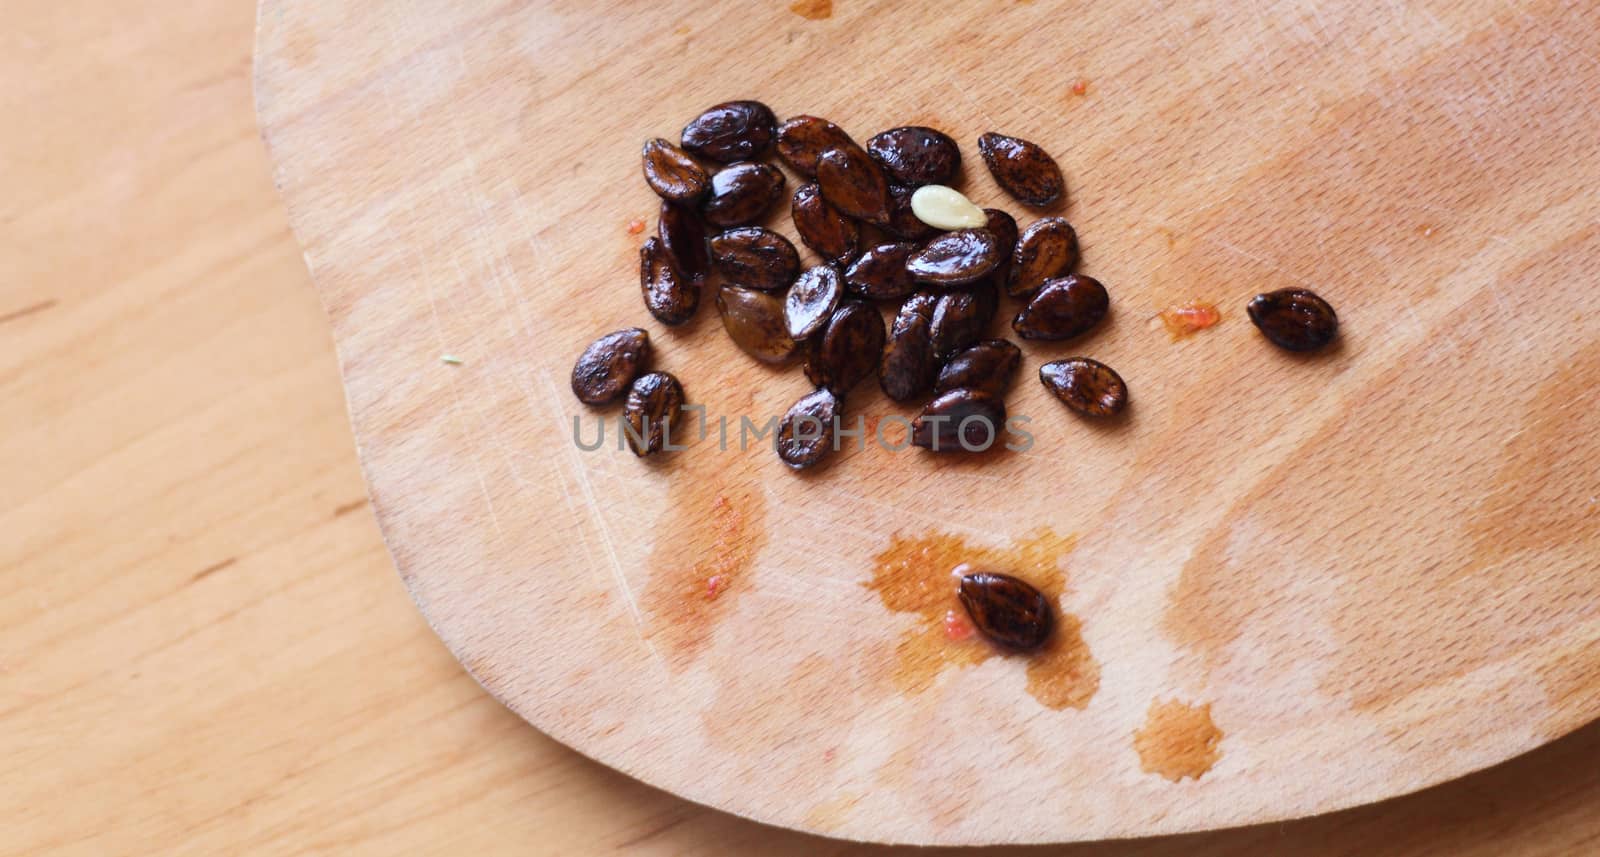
3;1;1597;853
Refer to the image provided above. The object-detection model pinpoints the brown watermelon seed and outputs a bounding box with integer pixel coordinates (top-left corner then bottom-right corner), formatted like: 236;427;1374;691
571;328;651;405
978;132;1065;207
680;100;776;163
958;571;1054;651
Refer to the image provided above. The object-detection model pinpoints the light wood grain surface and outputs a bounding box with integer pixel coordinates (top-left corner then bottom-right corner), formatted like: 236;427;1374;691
253;0;1600;845
5;0;1600;853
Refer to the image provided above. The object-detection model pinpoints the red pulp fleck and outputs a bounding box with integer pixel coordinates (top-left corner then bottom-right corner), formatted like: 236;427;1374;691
705;575;725;600
1159;301;1222;338
944;608;975;641
626;218;646;235
1071;79;1089;96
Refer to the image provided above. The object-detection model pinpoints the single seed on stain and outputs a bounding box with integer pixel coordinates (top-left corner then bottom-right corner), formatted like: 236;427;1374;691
909;185;987;230
957;571;1054;652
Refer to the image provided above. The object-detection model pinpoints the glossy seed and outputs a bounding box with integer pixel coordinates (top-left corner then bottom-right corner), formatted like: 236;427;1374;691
911;388;1007;452
815;144;892;225
1247;288;1339;351
957;572;1054;651
774;115;856;178
935;339;1021;398
701;162;785;227
680;100;776;163
717;286;799;364
623;371;686;456
640;236;699;325
910;184;987;230
641;138;710;202
570;328;651;405
776;387;841;470
1039;357;1128;417
983;209;1019;285
1012;274;1107;341
978;132;1065;207
657;200;710;286
1009;217;1078;297
879;292;940;401
865;126;961;187
708;227;799;291
791;182;861;264
883;184;938;240
804;301;885;396
843;242;918;301
930;282;998;358
906;229;1001;286
785;264;843;340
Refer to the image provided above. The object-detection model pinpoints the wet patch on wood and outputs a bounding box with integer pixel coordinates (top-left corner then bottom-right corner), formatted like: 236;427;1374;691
1134;699;1222;781
864;528;1099;710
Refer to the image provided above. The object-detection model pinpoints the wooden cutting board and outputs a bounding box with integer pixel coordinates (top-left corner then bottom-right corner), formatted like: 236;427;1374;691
253;0;1600;845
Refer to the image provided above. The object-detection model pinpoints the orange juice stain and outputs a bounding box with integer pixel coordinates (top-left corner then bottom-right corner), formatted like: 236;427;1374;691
1134;699;1223;781
864;528;1099;709
789;0;832;20
645;487;766;668
1159;301;1222;339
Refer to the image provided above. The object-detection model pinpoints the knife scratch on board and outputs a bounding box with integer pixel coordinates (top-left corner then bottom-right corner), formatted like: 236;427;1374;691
541;369;664;666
